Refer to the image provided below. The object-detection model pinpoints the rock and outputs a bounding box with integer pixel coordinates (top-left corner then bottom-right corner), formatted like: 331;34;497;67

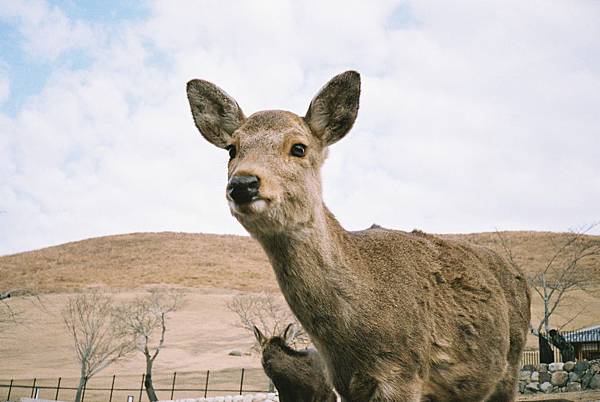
525;382;540;392
563;361;576;372
539;381;553;393
519;381;526;393
574;360;590;375
551;371;568;387
590;373;600;389
569;371;580;383
228;350;242;356
582;369;595;388
537;363;549;373
522;364;536;372
531;371;539;382
566;382;582;392
539;372;552;383
592;362;600;373
549;362;564;372
519;370;532;382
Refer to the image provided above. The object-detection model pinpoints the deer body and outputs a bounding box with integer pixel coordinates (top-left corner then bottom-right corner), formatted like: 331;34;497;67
187;71;531;402
255;325;337;402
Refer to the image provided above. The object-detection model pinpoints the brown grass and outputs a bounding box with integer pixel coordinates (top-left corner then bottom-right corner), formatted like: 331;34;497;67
3;230;599;293
0;232;278;294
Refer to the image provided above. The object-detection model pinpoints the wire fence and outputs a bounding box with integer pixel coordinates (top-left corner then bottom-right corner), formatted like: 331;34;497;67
0;368;274;402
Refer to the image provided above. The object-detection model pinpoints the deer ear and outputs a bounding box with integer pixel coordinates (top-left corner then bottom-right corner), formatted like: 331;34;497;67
304;70;360;146
283;323;295;343
253;326;265;345
187;79;246;148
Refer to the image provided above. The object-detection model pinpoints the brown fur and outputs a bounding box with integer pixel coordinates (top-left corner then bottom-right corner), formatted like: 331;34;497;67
187;71;531;402
254;325;337;402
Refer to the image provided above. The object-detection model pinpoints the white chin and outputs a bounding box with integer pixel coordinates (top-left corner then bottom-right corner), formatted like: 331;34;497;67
229;199;269;216
250;199;268;213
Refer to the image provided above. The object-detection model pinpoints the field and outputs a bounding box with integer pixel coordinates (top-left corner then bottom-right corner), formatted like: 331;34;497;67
1;230;600;401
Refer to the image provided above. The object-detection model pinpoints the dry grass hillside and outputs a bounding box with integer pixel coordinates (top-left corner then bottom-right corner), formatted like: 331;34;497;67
3;230;600;339
1;230;600;401
2;230;599;296
0;232;278;293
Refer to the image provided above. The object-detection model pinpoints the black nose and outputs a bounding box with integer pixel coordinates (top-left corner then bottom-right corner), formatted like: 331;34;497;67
227;175;260;204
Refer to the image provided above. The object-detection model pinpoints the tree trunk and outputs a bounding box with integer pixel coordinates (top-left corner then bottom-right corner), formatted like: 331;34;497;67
542;273;550;333
74;375;87;402
145;358;159;402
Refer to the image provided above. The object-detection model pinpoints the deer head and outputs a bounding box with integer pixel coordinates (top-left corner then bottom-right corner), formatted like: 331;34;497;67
187;71;361;235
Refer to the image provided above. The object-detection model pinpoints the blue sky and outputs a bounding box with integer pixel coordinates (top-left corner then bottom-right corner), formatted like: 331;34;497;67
0;1;150;115
0;0;599;255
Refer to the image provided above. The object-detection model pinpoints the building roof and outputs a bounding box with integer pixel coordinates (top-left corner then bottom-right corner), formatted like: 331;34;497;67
563;325;600;343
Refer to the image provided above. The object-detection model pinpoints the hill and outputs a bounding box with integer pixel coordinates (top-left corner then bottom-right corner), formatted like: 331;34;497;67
1;230;600;388
2;230;599;295
0;232;278;293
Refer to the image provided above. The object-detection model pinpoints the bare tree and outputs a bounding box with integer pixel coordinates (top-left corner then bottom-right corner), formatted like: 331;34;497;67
0;292;19;332
0;284;44;334
227;292;308;348
495;225;600;335
116;288;184;402
62;291;135;402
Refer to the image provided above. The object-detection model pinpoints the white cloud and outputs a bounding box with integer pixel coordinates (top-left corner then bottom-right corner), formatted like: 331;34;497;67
0;0;599;254
0;0;102;61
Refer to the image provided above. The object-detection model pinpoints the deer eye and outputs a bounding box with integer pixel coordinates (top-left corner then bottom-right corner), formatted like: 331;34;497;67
290;143;306;158
226;145;237;160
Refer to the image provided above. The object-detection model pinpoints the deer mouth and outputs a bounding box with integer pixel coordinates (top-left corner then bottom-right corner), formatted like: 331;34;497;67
228;197;270;216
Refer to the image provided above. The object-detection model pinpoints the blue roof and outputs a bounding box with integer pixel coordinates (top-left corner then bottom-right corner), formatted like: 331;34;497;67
562;325;600;343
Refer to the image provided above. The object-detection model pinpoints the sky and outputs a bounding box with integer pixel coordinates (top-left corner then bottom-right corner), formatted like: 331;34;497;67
0;0;599;255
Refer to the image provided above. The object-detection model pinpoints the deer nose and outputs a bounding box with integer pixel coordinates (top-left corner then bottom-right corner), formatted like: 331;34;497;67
227;175;260;204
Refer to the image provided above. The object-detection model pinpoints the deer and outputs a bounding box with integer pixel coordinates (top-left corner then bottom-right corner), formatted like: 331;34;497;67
254;324;337;402
186;71;531;402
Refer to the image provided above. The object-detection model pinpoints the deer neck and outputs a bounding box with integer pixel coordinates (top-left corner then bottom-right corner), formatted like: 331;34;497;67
254;204;357;336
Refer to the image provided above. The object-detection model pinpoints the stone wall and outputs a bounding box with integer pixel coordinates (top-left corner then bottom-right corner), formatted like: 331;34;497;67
519;360;600;395
160;392;279;402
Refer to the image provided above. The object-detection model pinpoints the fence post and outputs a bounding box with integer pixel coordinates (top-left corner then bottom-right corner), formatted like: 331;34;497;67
109;374;116;402
7;379;13;401
81;377;88;402
170;372;177;401
55;377;62;401
138;374;145;402
239;368;245;395
204;370;210;398
30;378;37;398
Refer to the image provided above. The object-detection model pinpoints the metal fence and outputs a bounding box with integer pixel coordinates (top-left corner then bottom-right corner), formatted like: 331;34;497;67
0;369;273;402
